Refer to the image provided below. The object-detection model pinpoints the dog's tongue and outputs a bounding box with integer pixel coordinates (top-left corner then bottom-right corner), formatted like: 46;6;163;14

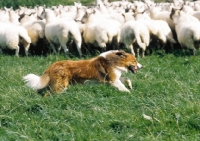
129;66;138;73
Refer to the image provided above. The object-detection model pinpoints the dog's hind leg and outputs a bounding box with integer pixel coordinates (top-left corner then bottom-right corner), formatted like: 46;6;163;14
120;77;132;90
49;77;69;94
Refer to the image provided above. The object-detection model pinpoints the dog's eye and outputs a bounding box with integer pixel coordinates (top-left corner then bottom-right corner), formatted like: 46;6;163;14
120;54;125;58
133;60;136;64
116;52;126;58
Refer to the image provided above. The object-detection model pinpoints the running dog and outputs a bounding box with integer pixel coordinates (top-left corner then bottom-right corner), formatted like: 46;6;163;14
23;50;142;95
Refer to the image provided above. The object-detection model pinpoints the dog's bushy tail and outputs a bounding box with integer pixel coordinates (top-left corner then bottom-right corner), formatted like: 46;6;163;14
23;73;50;91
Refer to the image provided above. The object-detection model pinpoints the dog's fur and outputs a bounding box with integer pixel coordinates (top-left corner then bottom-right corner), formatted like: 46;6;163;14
23;50;142;95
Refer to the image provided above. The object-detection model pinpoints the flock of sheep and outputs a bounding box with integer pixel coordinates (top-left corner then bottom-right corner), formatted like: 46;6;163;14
0;0;200;57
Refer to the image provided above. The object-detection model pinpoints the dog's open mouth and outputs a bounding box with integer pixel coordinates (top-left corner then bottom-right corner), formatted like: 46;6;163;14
128;66;138;73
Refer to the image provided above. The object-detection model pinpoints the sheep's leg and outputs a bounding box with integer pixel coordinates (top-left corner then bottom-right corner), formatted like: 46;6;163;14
57;46;62;54
60;43;69;57
194;41;200;55
75;42;82;57
142;48;145;58
137;48;140;58
127;44;135;56
166;35;177;44
120;77;132;89
112;36;119;50
169;42;174;51
24;43;30;56
114;35;120;50
110;79;130;93
186;46;196;55
101;47;106;53
136;46;146;58
193;48;196;55
113;43;119;50
185;39;196;55
50;43;57;54
97;41;107;52
15;46;20;57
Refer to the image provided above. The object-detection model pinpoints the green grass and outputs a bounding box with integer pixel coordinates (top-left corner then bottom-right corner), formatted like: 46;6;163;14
0;51;200;141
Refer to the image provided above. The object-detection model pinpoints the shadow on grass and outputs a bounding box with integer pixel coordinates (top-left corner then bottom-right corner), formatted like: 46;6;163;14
109;121;130;134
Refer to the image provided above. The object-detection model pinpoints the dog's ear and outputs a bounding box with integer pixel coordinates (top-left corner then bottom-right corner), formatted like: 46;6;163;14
116;51;126;58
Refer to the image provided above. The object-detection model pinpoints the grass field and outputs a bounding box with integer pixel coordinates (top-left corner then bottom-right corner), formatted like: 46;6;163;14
0;49;200;140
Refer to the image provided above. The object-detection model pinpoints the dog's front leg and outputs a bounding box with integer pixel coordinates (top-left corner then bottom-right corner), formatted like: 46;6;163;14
120;77;132;90
110;79;130;93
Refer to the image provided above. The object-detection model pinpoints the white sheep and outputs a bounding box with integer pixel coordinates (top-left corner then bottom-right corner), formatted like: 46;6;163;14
19;12;38;24
8;9;20;25
134;12;167;46
0;7;10;23
170;8;200;55
20;13;46;48
120;20;150;57
0;22;31;56
149;6;175;31
95;0;108;14
179;5;200;21
75;2;133;26
194;2;200;11
134;11;177;50
156;20;177;46
39;8;82;57
81;9;121;52
109;0;130;8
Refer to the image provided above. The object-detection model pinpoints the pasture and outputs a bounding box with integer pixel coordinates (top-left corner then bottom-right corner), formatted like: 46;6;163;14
0;50;200;140
0;0;200;140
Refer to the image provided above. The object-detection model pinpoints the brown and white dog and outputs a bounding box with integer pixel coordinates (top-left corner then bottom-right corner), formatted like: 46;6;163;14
23;50;142;95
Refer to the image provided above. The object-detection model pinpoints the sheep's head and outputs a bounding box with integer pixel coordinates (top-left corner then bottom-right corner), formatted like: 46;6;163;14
18;13;25;22
37;7;46;20
170;7;182;25
170;6;183;20
81;9;96;23
134;2;146;13
75;7;86;22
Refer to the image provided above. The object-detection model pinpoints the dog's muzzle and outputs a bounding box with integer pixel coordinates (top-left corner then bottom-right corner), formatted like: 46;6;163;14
128;63;142;73
128;66;138;73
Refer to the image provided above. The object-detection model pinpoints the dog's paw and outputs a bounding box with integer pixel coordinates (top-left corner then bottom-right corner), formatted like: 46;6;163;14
119;87;130;93
44;92;51;97
126;80;132;90
128;85;132;90
120;77;132;90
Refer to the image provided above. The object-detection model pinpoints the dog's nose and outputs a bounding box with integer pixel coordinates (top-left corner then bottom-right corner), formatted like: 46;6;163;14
137;63;143;69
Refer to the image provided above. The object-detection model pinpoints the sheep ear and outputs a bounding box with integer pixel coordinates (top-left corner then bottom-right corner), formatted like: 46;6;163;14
170;8;175;19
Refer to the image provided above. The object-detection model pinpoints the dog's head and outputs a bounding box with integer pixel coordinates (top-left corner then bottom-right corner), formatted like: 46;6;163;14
100;50;142;73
